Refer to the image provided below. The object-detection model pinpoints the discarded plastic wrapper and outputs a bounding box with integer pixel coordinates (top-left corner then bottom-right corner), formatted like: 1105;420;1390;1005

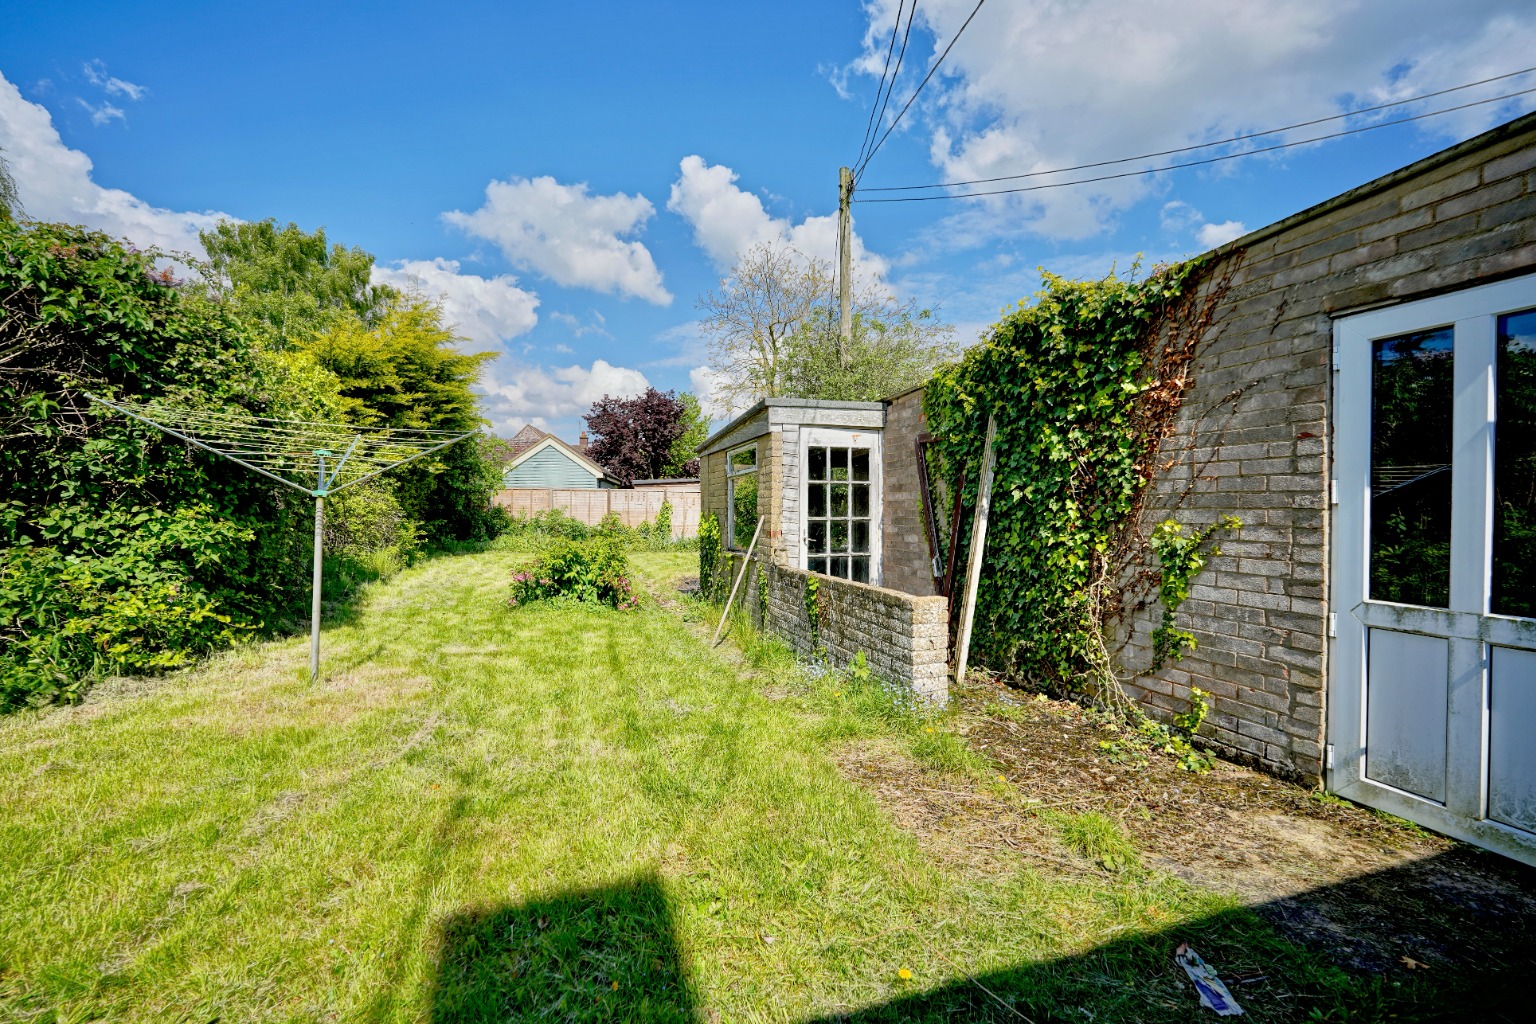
1175;943;1244;1016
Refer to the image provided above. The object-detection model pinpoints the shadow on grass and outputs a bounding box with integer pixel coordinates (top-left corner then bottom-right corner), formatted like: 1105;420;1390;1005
431;875;695;1024
430;851;1533;1024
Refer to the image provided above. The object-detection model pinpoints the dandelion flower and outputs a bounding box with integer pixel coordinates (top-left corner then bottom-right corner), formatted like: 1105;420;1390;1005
898;968;913;980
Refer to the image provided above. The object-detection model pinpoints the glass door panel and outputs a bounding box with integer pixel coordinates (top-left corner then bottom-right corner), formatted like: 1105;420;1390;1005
1370;328;1455;607
1494;309;1536;618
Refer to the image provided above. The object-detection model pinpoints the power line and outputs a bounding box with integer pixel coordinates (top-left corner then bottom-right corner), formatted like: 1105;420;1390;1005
852;86;1536;203
861;64;1536;193
854;0;910;170
855;0;989;183
857;1;919;172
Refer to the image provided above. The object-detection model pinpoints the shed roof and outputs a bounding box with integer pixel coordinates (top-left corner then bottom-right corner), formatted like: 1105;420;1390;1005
697;397;886;455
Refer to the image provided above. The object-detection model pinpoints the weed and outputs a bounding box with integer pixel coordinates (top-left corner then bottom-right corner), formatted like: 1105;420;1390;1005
1057;811;1141;872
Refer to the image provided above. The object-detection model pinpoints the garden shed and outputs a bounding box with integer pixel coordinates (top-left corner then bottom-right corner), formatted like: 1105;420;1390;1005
698;398;949;701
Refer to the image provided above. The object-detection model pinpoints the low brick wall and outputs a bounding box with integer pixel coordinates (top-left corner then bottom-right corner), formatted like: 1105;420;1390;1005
724;553;949;701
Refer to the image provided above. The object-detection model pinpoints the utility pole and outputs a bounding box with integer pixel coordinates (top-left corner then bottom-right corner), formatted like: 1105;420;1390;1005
837;165;853;368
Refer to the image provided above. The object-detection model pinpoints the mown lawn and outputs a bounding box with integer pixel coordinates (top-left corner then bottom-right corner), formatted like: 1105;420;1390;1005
1;548;1385;1022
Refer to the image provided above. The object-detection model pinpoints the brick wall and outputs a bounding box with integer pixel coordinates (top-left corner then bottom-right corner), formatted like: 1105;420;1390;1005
1117;118;1536;783
881;388;937;596
725;552;949;701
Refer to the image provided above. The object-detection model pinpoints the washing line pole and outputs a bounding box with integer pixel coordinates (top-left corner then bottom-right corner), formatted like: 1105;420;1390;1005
83;393;474;682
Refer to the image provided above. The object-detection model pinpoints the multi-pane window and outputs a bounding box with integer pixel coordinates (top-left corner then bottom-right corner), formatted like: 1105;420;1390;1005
805;444;873;583
726;444;758;549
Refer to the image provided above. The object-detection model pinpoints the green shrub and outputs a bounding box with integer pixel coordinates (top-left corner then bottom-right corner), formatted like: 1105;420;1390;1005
654;499;673;540
0;505;260;706
698;514;723;600
509;537;638;610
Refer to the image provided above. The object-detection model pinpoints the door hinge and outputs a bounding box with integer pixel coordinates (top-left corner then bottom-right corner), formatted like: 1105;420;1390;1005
1330;480;1338;505
1326;744;1335;770
1328;613;1337;638
1331;339;1340;370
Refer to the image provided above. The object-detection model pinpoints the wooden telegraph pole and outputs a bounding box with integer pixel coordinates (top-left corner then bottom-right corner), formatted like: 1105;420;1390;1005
837;165;853;368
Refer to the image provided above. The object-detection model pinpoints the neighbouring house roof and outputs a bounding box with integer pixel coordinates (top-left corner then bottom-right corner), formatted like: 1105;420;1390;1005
631;477;700;486
502;432;621;486
503;424;551;462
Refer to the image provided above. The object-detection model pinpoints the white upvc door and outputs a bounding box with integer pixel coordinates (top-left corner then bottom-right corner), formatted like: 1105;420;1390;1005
1331;271;1536;866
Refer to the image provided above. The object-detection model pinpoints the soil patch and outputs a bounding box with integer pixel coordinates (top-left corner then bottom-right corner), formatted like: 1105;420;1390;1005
891;678;1536;980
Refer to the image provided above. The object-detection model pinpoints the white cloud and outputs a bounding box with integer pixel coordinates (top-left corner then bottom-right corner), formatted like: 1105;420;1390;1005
689;364;732;420
444;176;671;305
1196;220;1247;248
0;71;233;254
549;309;613;339
82;60;145;101
76;98;125;127
667;155;889;280
853;0;1536;243
370;258;539;351
479;358;651;435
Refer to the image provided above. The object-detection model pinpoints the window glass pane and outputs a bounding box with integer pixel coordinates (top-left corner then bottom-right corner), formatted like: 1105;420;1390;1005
831;520;849;553
809;557;827;574
831;448;849;480
1371;329;1454;608
830;484;848;517
852;556;870;583
807;520;827;554
808;484;826;518
853;521;869;553
852;449;870;481
729;446;756;471
852;484;869;518
830;556;849;579
1495;308;1536;618
731;474;758;548
809;446;827;481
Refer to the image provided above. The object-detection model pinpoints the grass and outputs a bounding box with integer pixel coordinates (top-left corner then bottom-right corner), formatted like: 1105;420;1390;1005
0;546;1416;1022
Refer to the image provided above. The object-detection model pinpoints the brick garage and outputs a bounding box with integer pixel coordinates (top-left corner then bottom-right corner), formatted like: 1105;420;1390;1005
1115;112;1536;784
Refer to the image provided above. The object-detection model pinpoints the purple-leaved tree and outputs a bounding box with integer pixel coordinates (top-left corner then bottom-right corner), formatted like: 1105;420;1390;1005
584;387;694;486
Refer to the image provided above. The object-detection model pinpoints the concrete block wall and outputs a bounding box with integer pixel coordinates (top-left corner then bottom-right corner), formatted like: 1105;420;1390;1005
1117;118;1536;783
725;552;949;701
881;388;938;596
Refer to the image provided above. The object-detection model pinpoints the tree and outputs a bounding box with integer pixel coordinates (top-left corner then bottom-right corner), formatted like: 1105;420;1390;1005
698;241;955;410
664;392;709;477
584;388;691;486
0;149;20;222
301;296;504;541
697;244;831;413
198;219;397;346
781;297;958;402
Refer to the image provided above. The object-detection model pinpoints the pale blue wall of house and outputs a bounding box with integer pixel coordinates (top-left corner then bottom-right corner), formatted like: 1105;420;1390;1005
502;445;611;489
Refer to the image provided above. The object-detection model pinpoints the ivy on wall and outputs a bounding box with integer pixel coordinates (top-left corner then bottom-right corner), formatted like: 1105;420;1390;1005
924;261;1236;692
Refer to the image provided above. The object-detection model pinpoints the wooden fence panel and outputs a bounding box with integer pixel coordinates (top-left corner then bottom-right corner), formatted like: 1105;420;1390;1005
493;486;702;537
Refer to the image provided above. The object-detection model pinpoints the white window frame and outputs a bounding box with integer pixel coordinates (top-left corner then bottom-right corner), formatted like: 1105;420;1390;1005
799;427;882;586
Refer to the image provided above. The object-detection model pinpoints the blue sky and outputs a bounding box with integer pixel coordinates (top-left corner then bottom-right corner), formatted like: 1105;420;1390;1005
3;1;1535;440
